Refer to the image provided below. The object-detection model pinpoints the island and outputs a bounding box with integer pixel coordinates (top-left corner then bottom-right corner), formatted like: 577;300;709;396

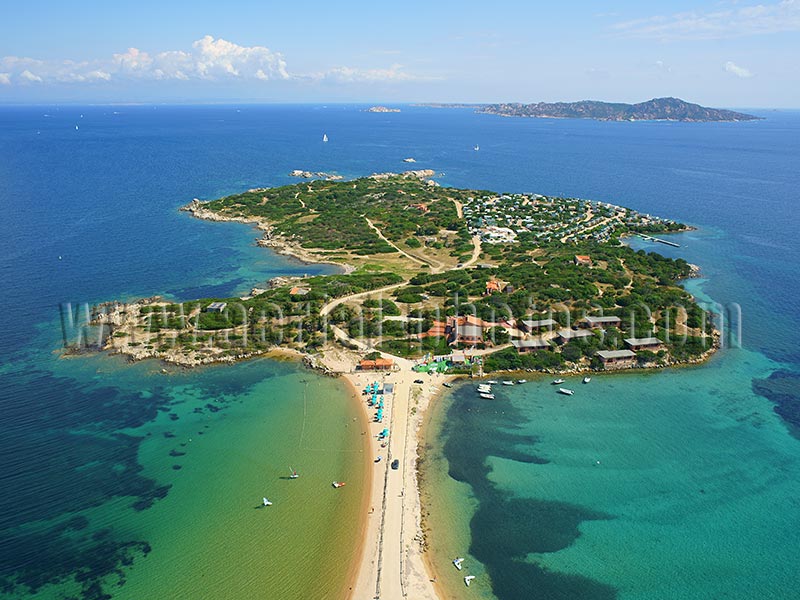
78;171;718;600
85;171;717;373
477;97;760;122
366;106;401;113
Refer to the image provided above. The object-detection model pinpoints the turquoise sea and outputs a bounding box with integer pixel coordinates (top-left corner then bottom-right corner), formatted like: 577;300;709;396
1;104;799;598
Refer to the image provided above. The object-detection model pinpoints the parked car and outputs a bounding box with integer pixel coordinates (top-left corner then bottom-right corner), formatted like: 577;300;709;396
391;459;400;470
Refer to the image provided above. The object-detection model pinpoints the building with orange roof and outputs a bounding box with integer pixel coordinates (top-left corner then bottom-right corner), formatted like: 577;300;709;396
574;255;593;266
358;358;394;370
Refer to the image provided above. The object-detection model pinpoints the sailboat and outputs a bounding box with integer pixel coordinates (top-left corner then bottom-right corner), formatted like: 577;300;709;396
465;575;476;586
262;497;273;506
289;467;299;479
453;557;465;571
473;144;479;151
323;133;328;142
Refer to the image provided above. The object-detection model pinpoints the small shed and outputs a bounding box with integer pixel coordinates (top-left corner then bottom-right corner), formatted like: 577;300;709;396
624;337;662;351
511;338;550;353
596;349;636;369
557;329;594;344
521;318;557;332
580;316;621;329
205;302;227;313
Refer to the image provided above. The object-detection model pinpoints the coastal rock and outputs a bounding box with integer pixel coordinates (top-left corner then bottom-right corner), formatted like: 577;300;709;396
289;170;343;181
369;169;436;182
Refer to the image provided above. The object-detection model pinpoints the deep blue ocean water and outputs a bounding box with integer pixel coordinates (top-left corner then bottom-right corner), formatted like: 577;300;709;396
1;104;799;598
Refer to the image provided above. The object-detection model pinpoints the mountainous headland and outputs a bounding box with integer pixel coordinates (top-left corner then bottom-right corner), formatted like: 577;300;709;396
477;97;760;122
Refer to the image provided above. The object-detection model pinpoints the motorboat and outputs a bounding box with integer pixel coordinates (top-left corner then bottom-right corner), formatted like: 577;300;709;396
443;382;453;388
552;379;565;385
558;388;575;396
583;376;591;384
501;381;514;386
487;380;498;384
465;575;476;586
479;393;495;400
289;468;299;479
332;481;346;488
453;557;464;571
516;379;527;384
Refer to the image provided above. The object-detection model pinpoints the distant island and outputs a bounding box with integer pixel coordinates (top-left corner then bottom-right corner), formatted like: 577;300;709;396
366;106;400;113
478;97;759;122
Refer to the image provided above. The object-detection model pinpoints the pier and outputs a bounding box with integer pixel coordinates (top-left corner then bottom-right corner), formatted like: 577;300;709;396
639;234;680;248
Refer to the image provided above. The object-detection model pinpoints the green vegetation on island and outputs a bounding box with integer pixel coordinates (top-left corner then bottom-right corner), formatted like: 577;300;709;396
478;97;760;122
89;173;717;372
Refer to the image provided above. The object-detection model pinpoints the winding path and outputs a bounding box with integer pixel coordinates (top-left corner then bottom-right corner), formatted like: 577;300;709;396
365;217;443;271
319;280;409;319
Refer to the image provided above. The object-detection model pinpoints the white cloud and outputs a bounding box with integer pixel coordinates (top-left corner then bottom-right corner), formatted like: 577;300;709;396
0;36;288;85
19;70;42;83
0;73;10;85
612;0;800;40
0;36;429;88
310;63;433;83
724;61;754;78
655;60;673;73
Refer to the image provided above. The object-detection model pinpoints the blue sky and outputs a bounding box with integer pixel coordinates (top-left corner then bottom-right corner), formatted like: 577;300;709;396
1;0;798;106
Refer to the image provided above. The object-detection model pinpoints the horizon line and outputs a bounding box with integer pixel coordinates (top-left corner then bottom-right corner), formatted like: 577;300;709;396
0;100;795;110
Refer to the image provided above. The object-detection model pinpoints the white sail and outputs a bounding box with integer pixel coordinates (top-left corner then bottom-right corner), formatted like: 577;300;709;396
323;134;328;142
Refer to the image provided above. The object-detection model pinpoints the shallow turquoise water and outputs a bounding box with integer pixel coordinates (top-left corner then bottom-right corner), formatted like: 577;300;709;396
2;353;368;600
2;104;799;598
426;347;800;599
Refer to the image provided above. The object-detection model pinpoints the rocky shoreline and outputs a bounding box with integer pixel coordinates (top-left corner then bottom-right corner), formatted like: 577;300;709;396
289;169;343;181
180;198;353;273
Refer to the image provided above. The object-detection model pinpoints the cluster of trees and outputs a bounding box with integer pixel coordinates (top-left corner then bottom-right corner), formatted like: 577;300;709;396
203;176;472;257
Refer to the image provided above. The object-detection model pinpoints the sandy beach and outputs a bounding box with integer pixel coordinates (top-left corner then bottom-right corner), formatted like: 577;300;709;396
319;347;452;600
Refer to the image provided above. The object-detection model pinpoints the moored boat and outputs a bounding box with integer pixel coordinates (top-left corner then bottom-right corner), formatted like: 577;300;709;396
465;575;476;586
501;380;514;386
453;557;464;570
583;376;591;384
516;379;527;384
558;388;574;396
479;393;496;400
552;378;565;385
